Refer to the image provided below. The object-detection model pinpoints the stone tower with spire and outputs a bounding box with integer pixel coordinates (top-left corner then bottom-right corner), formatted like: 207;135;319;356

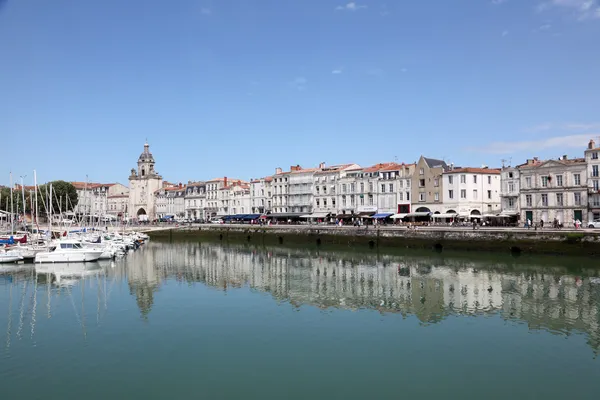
128;141;163;221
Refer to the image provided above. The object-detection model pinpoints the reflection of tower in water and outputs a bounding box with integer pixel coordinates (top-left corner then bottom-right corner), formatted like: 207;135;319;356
127;247;163;318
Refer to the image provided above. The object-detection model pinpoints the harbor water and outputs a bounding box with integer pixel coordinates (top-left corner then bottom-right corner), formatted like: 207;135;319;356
1;241;600;399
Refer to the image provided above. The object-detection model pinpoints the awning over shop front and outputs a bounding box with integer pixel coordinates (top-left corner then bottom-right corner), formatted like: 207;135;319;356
405;212;432;218
268;213;305;218
390;213;407;219
336;214;355;219
498;211;520;217
356;211;376;217
300;212;330;219
431;213;458;219
372;213;393;219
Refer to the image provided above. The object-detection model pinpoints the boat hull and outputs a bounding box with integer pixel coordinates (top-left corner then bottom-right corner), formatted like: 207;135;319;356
0;255;23;263
34;250;103;263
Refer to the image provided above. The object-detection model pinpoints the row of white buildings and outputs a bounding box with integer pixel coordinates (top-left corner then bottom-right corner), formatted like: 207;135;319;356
71;140;600;225
500;139;600;225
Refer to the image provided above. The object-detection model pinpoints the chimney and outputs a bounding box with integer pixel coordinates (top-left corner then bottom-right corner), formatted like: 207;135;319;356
224;177;228;187
275;167;282;174
589;139;596;150
319;162;325;169
562;155;567;161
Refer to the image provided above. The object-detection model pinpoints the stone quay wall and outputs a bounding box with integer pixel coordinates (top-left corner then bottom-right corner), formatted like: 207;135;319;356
147;225;600;257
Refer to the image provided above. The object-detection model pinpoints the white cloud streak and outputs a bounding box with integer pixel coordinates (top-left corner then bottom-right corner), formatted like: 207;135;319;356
336;2;367;11
289;77;308;91
537;0;600;21
524;122;600;132
475;134;597;154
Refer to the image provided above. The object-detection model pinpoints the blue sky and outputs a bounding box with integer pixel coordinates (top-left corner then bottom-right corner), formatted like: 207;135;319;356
1;0;599;186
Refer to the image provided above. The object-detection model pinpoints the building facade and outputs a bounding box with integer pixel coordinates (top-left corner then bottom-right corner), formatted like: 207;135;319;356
442;167;501;218
155;185;186;219
287;166;317;215
312;164;360;218
221;181;251;215
272;167;290;215
518;157;587;226
128;142;163;221
584;140;600;222
499;166;520;217
412;156;449;214
250;176;273;214
185;181;206;221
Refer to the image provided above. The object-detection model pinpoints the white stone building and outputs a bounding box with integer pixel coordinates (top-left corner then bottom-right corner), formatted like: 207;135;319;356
271;167;290;215
72;182;116;217
107;183;130;217
499;166;520;218
375;163;414;215
220;181;251;215
155;185;186;219
335;163;413;219
584;139;600;222
518;156;587;226
287;165;318;215
312;164;360;218
128;142;163;221
250;176;273;214
185;181;206;221
442;167;501;219
206;177;246;219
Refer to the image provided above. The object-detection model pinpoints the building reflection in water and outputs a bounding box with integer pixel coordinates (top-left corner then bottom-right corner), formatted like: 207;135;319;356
136;242;600;353
1;242;600;354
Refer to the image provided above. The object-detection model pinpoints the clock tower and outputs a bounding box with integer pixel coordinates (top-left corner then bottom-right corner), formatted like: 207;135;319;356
128;141;163;221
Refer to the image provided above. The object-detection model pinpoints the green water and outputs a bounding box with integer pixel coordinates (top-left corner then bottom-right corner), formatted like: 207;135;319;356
1;242;600;399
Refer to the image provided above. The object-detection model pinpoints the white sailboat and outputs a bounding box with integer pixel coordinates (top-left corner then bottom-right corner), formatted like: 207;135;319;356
0;249;24;263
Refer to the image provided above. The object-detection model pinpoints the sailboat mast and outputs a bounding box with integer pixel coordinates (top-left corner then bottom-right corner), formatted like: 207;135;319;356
48;183;53;238
20;176;26;229
10;172;14;234
34;170;39;230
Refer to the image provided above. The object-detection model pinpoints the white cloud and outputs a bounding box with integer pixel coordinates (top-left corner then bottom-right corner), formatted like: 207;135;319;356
536;0;600;21
533;23;552;32
366;68;384;77
524;122;600;132
336;2;367;11
331;69;343;74
502;30;509;36
200;7;211;15
475;134;595;154
289;77;308;91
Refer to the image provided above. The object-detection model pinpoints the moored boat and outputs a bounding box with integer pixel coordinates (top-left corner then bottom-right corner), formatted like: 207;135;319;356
34;240;103;263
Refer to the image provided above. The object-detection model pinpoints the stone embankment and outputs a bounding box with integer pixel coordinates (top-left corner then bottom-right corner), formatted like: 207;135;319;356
147;224;600;257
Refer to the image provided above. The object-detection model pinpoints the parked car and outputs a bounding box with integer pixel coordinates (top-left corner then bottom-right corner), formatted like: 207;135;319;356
588;221;600;228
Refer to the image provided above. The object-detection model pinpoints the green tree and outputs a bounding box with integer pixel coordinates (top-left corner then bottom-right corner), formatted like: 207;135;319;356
0;187;32;214
38;181;78;215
